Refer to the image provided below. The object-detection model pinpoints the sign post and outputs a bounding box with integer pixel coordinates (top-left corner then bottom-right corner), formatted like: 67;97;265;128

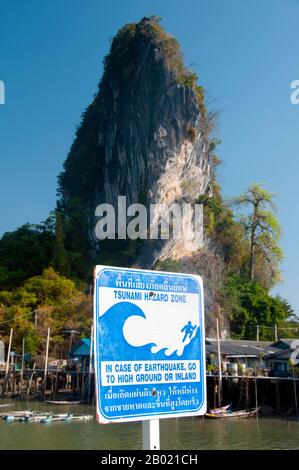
142;419;160;450
93;265;206;448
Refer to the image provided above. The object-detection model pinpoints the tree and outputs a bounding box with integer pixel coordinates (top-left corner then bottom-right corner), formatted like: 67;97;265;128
223;273;293;340
232;183;283;285
0;217;55;289
0;268;89;357
22;267;78;306
51;211;71;276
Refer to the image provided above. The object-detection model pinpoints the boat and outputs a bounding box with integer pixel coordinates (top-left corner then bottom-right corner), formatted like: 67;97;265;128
64;415;93;422
4;415;28;422
26;414;51;422
25;412;69;422
41;413;93;423
41;414;71;423
208;404;231;414
1;409;93;423
45;400;81;405
1;410;34;419
205;408;258;419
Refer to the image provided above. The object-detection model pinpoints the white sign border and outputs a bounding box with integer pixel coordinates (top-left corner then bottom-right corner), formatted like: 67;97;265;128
93;265;206;424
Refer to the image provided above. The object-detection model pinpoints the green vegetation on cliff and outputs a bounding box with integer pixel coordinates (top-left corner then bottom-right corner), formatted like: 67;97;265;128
101;16;205;113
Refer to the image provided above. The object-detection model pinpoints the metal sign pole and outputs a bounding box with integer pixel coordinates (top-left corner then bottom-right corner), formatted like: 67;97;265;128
142;419;160;450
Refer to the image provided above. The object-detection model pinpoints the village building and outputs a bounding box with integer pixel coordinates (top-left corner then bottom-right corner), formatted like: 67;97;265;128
69;338;92;371
68;336;299;378
206;338;299;377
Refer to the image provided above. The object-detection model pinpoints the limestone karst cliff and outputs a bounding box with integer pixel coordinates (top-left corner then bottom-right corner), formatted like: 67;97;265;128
58;16;214;273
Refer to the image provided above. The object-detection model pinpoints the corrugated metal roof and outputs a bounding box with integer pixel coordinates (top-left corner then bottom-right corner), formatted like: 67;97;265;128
205;338;282;358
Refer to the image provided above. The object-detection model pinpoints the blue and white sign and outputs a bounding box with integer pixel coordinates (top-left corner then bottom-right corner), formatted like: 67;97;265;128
94;265;206;423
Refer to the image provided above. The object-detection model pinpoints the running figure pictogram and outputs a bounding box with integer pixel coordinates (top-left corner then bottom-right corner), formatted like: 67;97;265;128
181;321;196;343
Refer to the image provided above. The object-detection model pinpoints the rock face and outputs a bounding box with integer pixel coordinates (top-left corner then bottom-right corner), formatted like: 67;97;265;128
59;17;213;269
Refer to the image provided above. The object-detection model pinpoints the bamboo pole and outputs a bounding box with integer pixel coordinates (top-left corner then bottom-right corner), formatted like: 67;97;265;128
81;357;86;400
44;327;50;399
213;377;216;409
76;365;79;395
5;328;13;379
21;337;25;385
54;363;59;399
88;323;93;403
12;372;15;396
216;318;222;407
292;365;298;419
255;378;259;422
28;362;36;396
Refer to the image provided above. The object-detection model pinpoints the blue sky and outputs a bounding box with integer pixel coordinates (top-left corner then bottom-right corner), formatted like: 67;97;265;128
0;0;298;311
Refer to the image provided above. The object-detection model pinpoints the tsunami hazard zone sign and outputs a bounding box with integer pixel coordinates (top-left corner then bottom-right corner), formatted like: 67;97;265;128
93;265;206;423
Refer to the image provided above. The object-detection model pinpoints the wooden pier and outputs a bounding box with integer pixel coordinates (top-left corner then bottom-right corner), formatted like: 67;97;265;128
207;374;299;417
1;368;299;418
0;368;95;403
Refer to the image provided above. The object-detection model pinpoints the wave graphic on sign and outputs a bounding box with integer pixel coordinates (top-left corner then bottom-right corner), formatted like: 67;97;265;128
99;302;200;361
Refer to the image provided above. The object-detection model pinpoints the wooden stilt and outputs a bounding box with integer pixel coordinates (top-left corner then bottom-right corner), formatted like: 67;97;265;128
5;329;13;379
20;337;25;393
44;327;50;400
275;381;281;412
255;378;259;422
292;365;298;419
5;329;13;396
88;324;93;403
28;362;36;396
81;358;86;400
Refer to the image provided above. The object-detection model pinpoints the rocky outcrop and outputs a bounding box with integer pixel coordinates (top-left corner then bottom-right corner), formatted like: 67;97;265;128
59;17;213;269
